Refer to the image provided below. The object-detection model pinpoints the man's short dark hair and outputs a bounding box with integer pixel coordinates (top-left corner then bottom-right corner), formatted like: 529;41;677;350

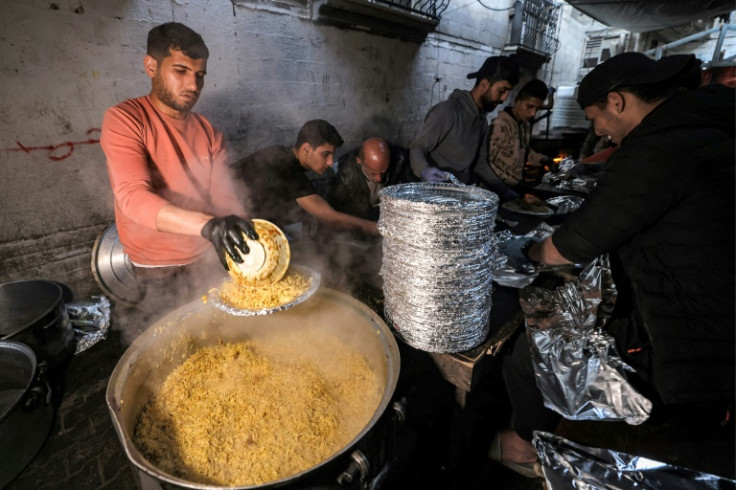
517;79;548;101
295;120;344;149
147;22;209;61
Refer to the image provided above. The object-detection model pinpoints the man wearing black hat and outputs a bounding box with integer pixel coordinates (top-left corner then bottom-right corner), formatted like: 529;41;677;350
495;52;734;474
409;56;520;184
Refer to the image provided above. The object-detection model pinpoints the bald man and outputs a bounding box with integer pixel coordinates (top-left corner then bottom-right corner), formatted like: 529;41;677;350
327;137;415;222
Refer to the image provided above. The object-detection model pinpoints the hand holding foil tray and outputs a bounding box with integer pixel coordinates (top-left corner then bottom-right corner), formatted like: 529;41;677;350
492;224;556;288
519;255;652;425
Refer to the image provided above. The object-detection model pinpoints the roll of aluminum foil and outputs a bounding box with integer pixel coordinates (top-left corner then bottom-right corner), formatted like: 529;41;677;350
378;183;498;353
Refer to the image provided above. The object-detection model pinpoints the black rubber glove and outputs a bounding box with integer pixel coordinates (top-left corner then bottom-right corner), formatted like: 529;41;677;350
201;215;259;271
498;236;538;270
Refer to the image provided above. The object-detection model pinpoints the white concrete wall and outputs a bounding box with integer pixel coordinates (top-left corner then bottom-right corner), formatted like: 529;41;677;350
539;5;605;87
0;0;587;296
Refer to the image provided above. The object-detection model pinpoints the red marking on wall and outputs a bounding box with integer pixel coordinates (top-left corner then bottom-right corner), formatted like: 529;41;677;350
5;128;101;161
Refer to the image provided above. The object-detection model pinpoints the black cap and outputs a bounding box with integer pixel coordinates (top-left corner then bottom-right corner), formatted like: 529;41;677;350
577;52;702;109
467;56;520;85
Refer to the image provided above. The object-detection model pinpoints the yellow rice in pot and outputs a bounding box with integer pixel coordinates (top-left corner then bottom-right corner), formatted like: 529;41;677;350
134;331;382;486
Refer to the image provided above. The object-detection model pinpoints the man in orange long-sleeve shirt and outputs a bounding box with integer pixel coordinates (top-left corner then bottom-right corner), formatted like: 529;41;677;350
101;22;256;299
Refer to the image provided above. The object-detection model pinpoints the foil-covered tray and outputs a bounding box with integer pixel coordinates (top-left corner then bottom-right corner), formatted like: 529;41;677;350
208;265;320;316
546;195;585;215
501;197;554;216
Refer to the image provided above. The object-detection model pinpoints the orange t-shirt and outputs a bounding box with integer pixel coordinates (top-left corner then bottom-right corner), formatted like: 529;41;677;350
100;96;246;266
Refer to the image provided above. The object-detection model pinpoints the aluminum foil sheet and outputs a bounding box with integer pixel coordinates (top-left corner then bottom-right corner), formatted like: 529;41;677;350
378;183;498;353
545;195;584;215
209;265;321;316
533;431;736;489
542;158;597;194
520;256;652;425
66;295;111;354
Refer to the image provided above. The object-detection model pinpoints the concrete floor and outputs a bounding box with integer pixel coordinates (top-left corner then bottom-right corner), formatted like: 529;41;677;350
4;282;734;490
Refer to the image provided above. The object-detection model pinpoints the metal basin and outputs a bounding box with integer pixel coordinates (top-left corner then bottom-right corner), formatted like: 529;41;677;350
106;287;400;489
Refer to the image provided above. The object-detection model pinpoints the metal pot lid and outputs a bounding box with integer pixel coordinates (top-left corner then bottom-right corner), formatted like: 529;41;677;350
90;223;141;303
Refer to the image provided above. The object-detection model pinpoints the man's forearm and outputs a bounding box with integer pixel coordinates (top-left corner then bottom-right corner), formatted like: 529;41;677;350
409;146;430;179
473;162;519;202
156;204;212;236
527;236;572;266
323;211;379;236
297;194;380;236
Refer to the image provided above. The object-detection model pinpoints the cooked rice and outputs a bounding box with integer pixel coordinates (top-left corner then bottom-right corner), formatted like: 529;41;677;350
133;331;382;486
216;268;311;311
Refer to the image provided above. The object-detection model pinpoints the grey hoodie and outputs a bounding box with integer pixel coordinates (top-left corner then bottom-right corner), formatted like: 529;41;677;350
409;89;488;183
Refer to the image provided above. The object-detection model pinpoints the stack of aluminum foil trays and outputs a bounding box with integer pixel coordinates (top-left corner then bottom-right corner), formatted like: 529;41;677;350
379;183;498;352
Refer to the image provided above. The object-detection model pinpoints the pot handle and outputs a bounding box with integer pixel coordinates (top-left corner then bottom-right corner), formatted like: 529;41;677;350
337;450;370;486
23;361;52;411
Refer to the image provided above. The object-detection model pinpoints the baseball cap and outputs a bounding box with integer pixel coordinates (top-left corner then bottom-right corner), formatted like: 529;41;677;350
577;52;702;109
467;56;520;85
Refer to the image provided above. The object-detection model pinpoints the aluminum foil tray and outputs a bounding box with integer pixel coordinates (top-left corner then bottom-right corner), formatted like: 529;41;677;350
208;265;320;316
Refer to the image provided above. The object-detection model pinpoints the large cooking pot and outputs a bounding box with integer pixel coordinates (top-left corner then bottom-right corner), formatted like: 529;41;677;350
107;287;401;489
0;340;55;488
0;280;76;368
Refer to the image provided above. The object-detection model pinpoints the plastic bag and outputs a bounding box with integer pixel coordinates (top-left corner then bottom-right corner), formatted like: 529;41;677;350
520;256;652;424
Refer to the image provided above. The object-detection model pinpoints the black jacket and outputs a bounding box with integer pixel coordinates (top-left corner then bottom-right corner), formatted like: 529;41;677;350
327;143;414;222
230;145;315;227
553;85;735;405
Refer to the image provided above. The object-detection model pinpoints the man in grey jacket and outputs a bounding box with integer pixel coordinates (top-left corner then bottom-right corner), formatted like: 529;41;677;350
409;56;520;184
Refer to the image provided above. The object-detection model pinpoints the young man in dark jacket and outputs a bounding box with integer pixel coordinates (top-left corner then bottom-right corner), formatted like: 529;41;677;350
498;52;735;472
231;120;379;238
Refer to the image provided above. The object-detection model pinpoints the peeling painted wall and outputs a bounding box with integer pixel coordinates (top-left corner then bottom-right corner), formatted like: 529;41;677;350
0;0;587;297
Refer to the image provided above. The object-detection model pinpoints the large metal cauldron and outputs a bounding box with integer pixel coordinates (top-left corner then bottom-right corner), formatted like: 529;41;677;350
106;287;401;489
